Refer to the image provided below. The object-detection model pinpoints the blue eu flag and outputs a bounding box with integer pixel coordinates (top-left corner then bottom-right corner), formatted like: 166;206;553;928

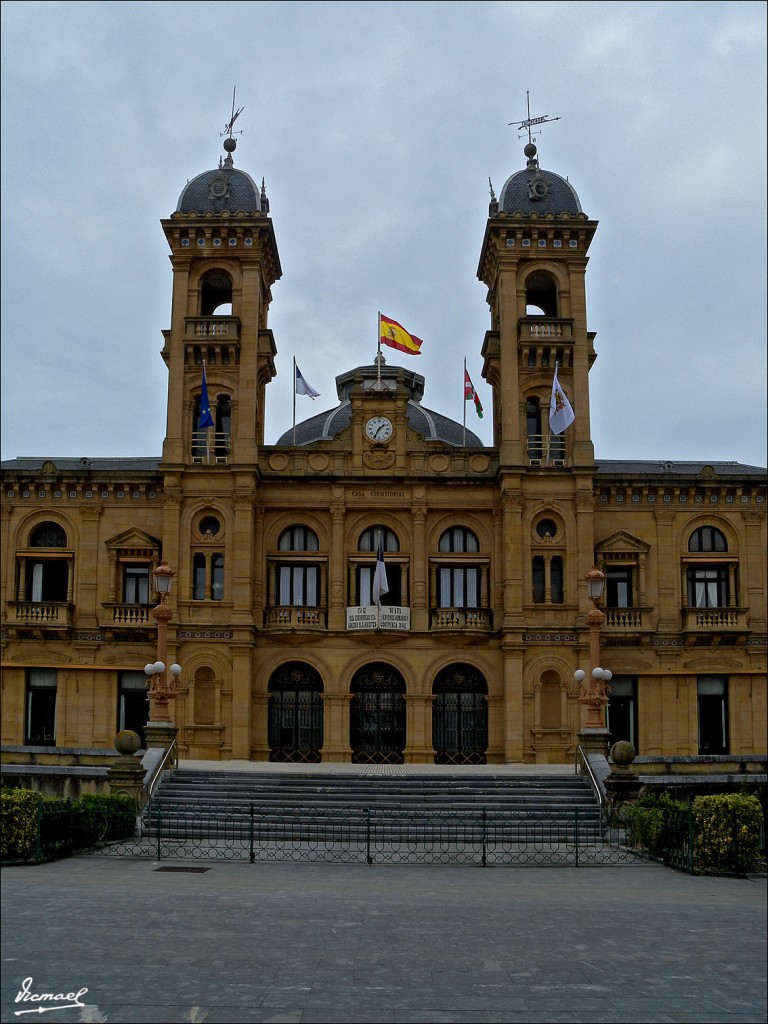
197;366;215;429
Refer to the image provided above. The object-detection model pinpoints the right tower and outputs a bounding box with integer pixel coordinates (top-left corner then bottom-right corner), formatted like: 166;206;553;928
477;139;598;470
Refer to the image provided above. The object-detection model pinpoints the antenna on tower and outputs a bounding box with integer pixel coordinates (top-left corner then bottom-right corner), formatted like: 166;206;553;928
508;91;560;143
221;86;244;140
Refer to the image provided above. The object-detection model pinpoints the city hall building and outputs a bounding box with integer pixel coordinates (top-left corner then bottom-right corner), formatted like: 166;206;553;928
1;134;766;765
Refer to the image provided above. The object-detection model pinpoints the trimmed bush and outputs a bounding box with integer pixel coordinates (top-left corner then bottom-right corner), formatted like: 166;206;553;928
692;793;763;874
1;789;136;863
624;793;688;859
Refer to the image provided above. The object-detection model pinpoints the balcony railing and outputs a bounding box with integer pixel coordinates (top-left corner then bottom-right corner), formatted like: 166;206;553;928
191;433;230;464
526;436;566;467
8;602;73;626
110;604;151;625
682;608;749;632
184;316;240;340
519;318;574;340
265;606;327;629
431;608;492;631
604;608;646;630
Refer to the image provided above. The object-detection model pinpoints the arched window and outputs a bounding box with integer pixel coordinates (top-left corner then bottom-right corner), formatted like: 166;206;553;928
268;662;323;763
436;527;481;609
433;664;488;765
524;272;558;317
24;523;69;603
526;397;543;462
279;526;319;551
356;527;401;605
689;527;727;552
274;526;321;608
200;270;233;317
30;522;66;547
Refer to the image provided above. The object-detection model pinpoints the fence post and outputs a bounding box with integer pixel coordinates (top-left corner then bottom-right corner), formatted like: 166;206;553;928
365;807;372;865
688;808;695;874
249;804;255;864
482;808;487;867
574;808;579;867
156;805;162;861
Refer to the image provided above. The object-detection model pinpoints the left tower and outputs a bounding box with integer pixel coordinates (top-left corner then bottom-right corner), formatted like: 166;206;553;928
160;137;281;470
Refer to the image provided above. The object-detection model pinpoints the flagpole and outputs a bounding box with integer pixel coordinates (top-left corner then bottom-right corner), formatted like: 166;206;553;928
463;357;467;446
292;356;297;446
203;360;211;465
377;311;382;387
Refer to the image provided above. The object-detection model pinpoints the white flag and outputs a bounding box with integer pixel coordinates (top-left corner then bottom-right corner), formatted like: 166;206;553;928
549;366;575;435
295;362;320;399
371;538;389;607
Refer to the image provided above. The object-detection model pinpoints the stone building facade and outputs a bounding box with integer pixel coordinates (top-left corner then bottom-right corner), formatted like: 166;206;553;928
2;136;766;764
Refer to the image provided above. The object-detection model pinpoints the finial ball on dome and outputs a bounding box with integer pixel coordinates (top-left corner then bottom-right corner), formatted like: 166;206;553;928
524;142;537;158
223;137;237;153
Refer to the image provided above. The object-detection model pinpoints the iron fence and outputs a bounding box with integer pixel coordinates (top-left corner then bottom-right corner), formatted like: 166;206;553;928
80;803;651;867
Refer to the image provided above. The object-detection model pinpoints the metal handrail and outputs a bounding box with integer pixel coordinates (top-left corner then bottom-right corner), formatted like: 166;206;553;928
575;744;608;812
144;740;178;805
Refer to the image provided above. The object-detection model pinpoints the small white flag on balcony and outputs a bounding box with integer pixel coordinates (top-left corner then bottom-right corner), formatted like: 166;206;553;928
549;365;575;435
372;538;389;608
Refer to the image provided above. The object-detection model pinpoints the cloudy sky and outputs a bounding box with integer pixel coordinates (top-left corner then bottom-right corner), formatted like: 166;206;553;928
2;1;766;467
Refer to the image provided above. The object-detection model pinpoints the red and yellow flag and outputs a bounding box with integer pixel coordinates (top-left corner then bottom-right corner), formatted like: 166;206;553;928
380;314;423;356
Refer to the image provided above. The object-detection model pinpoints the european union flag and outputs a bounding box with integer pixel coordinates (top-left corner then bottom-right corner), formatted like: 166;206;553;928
197;366;215;429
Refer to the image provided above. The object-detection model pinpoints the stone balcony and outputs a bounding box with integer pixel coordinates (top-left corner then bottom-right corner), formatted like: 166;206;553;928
430;608;493;631
265;606;327;629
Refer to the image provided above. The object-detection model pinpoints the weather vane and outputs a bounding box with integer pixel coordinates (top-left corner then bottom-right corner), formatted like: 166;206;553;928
508;91;560;143
221;86;244;140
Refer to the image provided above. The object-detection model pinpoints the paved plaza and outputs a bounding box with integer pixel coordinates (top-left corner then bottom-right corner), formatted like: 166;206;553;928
1;852;765;1024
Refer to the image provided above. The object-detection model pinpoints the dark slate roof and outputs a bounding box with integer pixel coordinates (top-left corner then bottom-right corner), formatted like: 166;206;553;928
276;399;484;448
499;165;582;216
1;458;162;473
496;141;582;216
595;460;767;477
176;162;264;215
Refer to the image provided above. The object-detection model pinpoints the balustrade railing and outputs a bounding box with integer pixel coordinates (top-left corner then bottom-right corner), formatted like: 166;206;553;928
431;608;492;630
10;602;72;625
683;607;747;631
265;606;327;628
111;604;151;625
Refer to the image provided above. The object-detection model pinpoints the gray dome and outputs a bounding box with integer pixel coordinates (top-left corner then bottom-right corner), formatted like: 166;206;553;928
276;359;483;448
499;166;582;216
176;163;264;215
276;399;483;448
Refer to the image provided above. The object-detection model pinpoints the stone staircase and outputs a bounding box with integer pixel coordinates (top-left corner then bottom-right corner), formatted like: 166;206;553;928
146;768;604;844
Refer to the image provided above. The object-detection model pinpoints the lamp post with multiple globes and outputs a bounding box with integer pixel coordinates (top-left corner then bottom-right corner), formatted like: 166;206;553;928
574;567;612;756
143;561;182;748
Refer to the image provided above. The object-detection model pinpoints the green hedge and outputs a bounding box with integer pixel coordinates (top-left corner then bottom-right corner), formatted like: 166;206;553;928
1;789;136;863
625;792;764;874
692;793;763;874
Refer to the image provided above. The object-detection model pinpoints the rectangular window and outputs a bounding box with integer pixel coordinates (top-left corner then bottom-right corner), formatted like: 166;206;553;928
606;567;633;607
532;556;545;603
357;565;401;606
688;566;728;608
607;676;637;750
118;671;148;746
697;675;728;754
193;553;225;601
123;565;150;604
26;560;68;602
26;669;57;745
278;565;319;606
438;567;480;608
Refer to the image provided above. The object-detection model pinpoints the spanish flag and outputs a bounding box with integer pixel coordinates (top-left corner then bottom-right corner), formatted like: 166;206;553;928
380;314;423;355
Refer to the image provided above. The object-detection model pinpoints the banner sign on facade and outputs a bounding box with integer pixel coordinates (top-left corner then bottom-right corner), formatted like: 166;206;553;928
346;606;411;631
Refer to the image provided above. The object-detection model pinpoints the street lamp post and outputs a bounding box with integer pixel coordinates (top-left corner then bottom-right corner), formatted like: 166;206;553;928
575;567;612;756
143;561;182;747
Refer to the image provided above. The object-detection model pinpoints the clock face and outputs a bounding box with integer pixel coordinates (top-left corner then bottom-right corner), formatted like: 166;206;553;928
365;415;393;442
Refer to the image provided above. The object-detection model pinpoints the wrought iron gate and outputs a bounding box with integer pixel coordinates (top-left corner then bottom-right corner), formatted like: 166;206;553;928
268;662;323;763
350;665;406;764
433;664;488;765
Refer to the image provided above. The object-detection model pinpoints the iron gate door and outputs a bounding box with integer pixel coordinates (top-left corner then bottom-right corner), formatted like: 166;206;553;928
268;662;323;763
350;665;406;764
433;664;488;765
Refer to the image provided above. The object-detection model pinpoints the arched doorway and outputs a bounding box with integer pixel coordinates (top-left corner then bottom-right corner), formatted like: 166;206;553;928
433;664;488;765
268;662;323;763
350;664;406;764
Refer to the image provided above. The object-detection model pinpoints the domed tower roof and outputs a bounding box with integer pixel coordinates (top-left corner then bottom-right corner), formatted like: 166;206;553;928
276;357;483;448
176;138;269;215
497;141;582;216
